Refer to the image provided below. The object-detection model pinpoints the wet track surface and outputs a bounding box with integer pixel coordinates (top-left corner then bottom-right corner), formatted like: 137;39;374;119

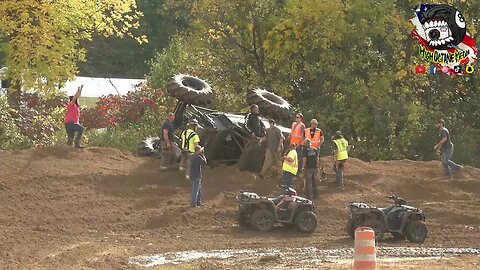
129;246;480;267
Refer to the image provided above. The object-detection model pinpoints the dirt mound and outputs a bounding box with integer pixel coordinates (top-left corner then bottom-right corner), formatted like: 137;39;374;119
0;147;479;269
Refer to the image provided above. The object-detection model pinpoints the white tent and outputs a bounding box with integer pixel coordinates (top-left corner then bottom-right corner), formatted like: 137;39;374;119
60;76;146;97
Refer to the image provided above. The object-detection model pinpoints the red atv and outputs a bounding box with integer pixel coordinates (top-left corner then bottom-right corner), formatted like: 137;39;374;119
237;186;317;233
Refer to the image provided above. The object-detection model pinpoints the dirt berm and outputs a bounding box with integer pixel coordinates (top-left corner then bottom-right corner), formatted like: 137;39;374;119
0;147;479;269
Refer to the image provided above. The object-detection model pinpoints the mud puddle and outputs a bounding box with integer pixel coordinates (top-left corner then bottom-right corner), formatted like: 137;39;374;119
129;247;480;267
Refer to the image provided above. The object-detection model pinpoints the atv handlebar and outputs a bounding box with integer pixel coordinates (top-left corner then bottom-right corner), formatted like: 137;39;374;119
386;194;406;205
386;195;398;200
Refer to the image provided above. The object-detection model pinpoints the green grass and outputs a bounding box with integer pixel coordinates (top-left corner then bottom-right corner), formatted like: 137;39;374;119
79;97;98;108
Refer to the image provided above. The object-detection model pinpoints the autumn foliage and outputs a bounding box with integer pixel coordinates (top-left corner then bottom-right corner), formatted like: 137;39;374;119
81;84;166;129
0;91;66;149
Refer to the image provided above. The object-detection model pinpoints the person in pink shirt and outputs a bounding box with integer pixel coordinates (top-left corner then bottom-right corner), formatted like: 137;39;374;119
64;85;85;148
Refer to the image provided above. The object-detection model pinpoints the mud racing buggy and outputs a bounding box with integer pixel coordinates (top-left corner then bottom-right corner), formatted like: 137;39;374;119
346;195;428;243
137;74;292;172
237;185;317;233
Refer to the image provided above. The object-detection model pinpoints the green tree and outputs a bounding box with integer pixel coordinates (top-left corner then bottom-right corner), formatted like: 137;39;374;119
0;0;145;92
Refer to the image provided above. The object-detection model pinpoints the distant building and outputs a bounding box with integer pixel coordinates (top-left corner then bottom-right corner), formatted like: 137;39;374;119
0;67;146;97
60;76;147;97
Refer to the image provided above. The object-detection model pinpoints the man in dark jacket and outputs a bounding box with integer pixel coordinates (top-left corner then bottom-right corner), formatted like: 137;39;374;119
190;145;207;207
245;104;265;138
302;138;319;199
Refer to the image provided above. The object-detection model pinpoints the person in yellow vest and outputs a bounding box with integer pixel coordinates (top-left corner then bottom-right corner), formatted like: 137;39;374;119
289;113;305;174
180;119;201;180
282;144;298;189
332;131;348;191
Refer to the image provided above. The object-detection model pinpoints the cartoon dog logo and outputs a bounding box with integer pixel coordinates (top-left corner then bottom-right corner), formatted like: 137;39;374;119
410;4;477;75
421;5;466;50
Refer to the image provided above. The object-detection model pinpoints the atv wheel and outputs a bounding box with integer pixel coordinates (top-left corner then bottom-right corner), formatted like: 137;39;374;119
405;220;428;243
237;211;250;227
294;211;317;233
246;89;291;120
137;137;162;157
346;218;356;238
361;219;386;242
391;232;406;239
165;74;213;106
250;209;275;232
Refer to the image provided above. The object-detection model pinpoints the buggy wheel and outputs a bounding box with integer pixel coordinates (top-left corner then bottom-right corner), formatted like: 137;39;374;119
250;209;275;232
294;211;317;233
361;219;386;242
246;89;291;120
406;220;428;243
165;74;213;106
346;218;356;238
137;137;162;157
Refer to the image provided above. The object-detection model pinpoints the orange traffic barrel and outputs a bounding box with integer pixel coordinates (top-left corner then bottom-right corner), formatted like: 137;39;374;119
354;227;376;270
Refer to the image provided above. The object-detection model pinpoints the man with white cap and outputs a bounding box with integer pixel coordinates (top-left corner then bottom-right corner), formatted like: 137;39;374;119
305;118;325;175
304;119;324;153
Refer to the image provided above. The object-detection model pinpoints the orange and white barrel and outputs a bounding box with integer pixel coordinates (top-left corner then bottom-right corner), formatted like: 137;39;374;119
354;226;376;270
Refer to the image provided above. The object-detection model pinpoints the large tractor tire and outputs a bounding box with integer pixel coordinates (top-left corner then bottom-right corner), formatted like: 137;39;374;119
137;137;162;157
165;74;213;106
246;89;291;120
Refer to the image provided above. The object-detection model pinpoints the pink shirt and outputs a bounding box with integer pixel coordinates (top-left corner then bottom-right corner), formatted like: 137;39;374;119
65;102;80;124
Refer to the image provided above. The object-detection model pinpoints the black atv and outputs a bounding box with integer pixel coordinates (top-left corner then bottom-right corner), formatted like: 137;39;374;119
346;195;428;243
137;74;292;172
237;186;317;233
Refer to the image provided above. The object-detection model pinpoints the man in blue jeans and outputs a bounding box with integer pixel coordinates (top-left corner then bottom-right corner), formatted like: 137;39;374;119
189;145;207;207
434;119;463;179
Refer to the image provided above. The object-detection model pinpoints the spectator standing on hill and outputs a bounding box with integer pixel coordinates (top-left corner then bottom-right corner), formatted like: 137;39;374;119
303;138;320;199
260;119;284;177
160;112;176;170
190;145;207;207
434;119;463;179
64;85;85;148
332;131;348;191
180;119;201;180
289;113;305;174
282;144;298;189
304;118;325;175
245;104;265;138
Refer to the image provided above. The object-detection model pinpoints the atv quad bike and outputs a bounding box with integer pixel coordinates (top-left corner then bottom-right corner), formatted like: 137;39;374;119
237;185;317;233
138;74;292;172
346;195;428;243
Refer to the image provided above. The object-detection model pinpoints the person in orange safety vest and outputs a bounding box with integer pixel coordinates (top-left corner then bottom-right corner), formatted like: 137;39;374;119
304;119;324;152
289;113;305;174
304;118;325;176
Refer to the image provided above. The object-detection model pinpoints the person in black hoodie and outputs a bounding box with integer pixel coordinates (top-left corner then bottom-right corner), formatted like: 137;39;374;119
244;104;265;138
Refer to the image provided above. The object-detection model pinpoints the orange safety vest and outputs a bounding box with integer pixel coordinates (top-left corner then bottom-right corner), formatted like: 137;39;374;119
290;122;305;145
305;128;323;149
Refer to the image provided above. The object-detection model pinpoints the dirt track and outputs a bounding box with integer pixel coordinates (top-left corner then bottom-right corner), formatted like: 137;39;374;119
0;147;479;269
